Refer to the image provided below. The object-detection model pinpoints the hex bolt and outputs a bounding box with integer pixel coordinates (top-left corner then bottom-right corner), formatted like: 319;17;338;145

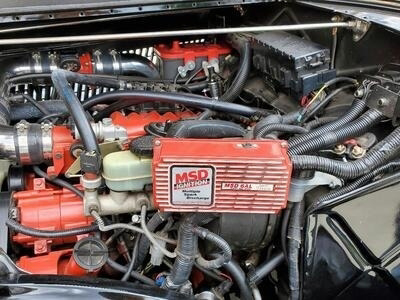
131;215;140;223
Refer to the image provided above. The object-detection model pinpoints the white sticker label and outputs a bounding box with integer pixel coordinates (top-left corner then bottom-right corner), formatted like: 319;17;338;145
170;165;215;206
221;182;274;191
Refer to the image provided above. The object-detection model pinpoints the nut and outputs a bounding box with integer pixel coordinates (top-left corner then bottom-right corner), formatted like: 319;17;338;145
351;145;366;158
377;98;388;107
334;144;346;154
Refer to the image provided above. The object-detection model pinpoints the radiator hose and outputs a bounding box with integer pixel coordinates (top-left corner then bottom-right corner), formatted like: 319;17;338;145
291;124;400;179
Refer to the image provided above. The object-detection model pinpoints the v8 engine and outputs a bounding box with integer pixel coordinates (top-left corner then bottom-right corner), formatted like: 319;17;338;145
0;3;399;300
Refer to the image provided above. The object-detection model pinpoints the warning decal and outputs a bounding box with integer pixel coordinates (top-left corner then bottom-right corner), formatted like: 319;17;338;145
170;165;215;206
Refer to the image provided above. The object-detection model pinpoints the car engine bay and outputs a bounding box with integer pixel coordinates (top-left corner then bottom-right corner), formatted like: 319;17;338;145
0;1;399;299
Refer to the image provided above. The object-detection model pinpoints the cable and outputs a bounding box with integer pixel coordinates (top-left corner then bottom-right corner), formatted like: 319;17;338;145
301;84;356;122
121;235;140;281
185;67;204;85
194;262;225;282
32;166;84;198
106;257;155;286
140;205;177;258
90;210;176;244
6;218;98;237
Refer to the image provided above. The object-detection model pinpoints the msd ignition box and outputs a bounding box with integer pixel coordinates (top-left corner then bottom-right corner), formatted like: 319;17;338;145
152;139;292;214
154;40;231;80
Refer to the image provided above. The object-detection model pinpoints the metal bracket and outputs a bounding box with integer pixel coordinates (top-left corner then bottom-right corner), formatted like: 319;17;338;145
350;19;370;42
289;172;343;203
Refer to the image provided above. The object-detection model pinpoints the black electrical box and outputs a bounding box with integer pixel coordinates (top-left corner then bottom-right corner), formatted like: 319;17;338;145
251;31;336;99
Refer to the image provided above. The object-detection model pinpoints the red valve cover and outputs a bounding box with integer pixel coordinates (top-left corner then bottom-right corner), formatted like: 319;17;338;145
152;139;292;214
155;40;231;64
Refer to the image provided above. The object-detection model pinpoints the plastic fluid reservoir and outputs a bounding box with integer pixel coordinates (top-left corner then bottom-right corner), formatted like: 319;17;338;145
103;150;152;191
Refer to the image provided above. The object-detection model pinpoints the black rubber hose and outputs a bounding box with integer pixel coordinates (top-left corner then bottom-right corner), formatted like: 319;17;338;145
193;227;232;269
51;69;100;155
248;252;285;285
54;70;123;89
82;91;265;120
253;111;299;138
219;41;251;103
223;259;253;300
301;84;356;122
289;109;385;155
106;258;155;286
6;218;98;237
309;160;400;213
287;201;305;300
198;109;216;120
135;212;172;270
281;203;293;262
10;100;68;121
256;124;308;139
288;98;366;149
166;120;246;138
291;125;400;179
32;166;84;198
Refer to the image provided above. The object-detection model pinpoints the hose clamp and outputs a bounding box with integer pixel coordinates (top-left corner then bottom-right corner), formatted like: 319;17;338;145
41;123;53;160
15;121;30;164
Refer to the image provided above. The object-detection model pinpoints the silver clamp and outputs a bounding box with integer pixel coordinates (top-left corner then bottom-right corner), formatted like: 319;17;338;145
289;172;343;203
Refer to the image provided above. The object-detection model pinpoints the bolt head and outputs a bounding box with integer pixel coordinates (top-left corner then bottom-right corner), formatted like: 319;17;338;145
131;215;140;223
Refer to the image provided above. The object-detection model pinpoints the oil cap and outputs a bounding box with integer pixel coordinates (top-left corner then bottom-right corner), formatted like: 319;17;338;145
73;237;108;272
